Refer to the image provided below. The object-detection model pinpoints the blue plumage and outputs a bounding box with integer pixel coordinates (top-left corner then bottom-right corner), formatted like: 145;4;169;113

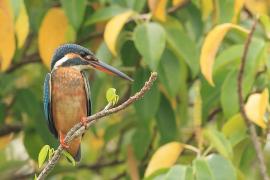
43;73;57;137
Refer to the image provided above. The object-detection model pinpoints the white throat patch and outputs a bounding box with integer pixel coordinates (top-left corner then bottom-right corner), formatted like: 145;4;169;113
52;55;69;70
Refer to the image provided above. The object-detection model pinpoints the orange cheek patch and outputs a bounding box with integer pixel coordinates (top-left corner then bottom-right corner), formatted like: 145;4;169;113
65;53;80;59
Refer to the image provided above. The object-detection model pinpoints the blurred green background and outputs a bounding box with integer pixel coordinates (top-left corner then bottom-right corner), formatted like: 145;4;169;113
1;0;270;179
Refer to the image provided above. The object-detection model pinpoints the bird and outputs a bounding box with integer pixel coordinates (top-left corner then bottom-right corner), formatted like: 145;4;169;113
43;44;133;161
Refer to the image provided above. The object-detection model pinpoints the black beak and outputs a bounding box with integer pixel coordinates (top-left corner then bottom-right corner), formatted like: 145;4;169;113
88;60;133;82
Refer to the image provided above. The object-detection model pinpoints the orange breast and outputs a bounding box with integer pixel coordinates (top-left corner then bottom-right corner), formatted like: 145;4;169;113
51;67;87;135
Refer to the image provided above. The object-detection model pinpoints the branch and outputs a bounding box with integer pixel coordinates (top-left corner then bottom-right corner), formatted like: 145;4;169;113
167;0;190;13
37;72;158;180
237;19;269;180
6;53;40;73
0;124;23;136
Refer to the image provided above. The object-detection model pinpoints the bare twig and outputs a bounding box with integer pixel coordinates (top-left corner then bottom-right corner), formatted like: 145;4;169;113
237;19;269;180
112;171;127;180
167;0;190;13
0;124;23;136
37;72;158;180
6;53;40;73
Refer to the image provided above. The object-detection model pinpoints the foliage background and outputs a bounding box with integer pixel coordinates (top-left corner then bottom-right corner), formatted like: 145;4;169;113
0;0;270;179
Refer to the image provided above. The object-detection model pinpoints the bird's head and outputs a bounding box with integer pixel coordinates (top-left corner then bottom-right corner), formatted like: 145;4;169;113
51;44;133;81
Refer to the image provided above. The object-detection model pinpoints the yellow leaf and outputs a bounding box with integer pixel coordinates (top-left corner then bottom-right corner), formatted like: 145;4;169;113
104;10;134;56
0;133;13;150
200;0;213;20
245;0;268;16
38;8;69;68
232;0;245;23
200;23;249;86
172;0;186;6
144;142;183;177
148;0;168;22
222;113;245;137
15;0;29;48
0;0;16;71
245;89;269;129
127;145;139;180
148;0;157;10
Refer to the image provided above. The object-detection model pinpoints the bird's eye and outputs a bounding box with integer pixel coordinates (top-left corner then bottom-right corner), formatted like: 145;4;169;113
85;55;92;60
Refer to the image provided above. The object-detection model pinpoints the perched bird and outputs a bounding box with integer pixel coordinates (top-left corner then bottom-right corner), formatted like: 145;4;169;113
43;44;132;161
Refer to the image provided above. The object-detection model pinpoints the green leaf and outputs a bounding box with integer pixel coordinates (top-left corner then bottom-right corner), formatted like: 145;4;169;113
132;125;151;159
85;5;127;26
24;130;45;161
0;102;5;124
207;154;236;180
213;44;243;74
162;16;199;77
38;145;50;168
34;174;37;180
106;88;119;105
104;118;133;142
175;3;203;41
11;0;22;20
156;95;177;144
96;41;113;62
164;165;191;180
260;14;270;38
120;40;140;67
61;0;87;30
24;0;47;32
63;150;76;166
222;114;247;146
158;49;181;97
133;22;166;70
124;0;146;12
132;68;160;121
220;70;240;118
203;128;233;159
145;168;169;180
193;158;213;180
215;0;234;23
48;148;54;160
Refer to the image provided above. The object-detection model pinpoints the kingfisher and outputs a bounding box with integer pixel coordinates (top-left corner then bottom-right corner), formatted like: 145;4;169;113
43;44;132;161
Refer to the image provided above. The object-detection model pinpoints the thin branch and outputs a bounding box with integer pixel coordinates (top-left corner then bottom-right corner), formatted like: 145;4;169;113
237;19;269;180
77;31;103;44
208;108;222;122
6;53;40;73
37;72;158;180
167;0;190;13
112;171;127;180
0;124;23;136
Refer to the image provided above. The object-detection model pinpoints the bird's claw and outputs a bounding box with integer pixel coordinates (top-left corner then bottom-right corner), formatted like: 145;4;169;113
80;117;88;129
60;138;69;149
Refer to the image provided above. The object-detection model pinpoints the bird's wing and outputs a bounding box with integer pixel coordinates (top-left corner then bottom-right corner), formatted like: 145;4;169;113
82;71;92;116
43;73;58;138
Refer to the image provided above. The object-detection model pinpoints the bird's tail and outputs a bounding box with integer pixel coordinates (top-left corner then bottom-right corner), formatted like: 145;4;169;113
67;137;81;162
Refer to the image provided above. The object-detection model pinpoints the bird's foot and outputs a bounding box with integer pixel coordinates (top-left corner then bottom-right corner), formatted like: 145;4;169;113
59;134;69;149
80;117;88;129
